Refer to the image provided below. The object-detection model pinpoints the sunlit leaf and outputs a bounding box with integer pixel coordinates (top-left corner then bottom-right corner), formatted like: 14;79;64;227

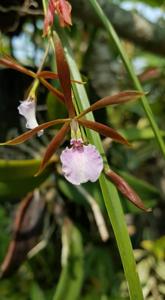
0;159;43;180
78;119;130;145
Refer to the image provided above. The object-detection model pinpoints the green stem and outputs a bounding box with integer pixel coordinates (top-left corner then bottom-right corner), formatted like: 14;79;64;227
29;41;50;99
89;0;165;157
57;29;144;300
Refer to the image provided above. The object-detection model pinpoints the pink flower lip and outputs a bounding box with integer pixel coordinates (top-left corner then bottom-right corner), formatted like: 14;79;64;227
60;139;103;185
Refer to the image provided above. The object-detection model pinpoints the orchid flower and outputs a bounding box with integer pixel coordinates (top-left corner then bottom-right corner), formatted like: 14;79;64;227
0;34;148;211
18;97;43;136
43;0;72;36
61;136;103;185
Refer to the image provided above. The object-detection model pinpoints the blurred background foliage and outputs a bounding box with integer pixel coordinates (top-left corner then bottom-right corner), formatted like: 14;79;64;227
0;0;165;299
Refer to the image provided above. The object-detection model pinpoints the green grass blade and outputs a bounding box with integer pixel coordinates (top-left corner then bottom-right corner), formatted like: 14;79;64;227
57;29;144;300
89;0;165;157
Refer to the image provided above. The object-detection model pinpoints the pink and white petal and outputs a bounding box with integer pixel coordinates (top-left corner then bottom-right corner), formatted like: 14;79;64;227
18;100;43;136
60;144;103;185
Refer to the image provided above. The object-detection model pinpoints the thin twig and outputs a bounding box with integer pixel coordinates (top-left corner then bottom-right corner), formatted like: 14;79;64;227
0;5;43;16
76;185;109;242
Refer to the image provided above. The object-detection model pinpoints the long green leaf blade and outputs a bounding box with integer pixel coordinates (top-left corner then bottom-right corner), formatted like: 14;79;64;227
57;29;144;300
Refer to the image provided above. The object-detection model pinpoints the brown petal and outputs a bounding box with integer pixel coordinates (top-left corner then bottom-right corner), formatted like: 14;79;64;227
37;70;85;84
35;121;70;175
40;77;65;102
0;192;45;278
139;67;160;82
37;70;59;80
78;119;130;146
0;56;65;103
106;170;151;212
56;0;72;27
0;55;36;78
78;91;143;118
0;119;69;145
53;32;75;117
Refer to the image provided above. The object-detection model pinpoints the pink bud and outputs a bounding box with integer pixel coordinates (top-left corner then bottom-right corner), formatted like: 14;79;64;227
43;0;72;36
56;0;72;27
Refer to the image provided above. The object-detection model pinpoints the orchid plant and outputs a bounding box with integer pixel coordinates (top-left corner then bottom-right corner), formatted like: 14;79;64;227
0;1;155;298
0;31;149;212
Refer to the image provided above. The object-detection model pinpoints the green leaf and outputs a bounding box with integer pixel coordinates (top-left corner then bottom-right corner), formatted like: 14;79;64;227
132;0;164;7
58;177;104;210
141;236;165;260
0;159;53;199
30;282;45;300
0;159;41;181
53;220;84;300
119;127;165;142
56;29;144;300
57;177;89;207
47;93;67;122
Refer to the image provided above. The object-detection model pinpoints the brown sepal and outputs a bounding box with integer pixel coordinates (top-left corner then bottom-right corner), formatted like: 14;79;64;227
53;33;75;117
106;170;151;212
78;90;143;118
78;119;130;146
0;55;65;102
35;121;70;175
37;70;85;84
39;77;65;102
0;55;36;78
0;119;69;146
139;67;160;82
